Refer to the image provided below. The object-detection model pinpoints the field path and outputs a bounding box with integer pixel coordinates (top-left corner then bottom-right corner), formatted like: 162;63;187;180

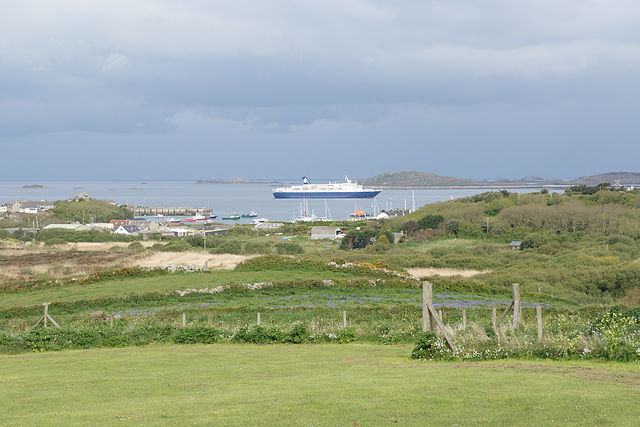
127;252;254;270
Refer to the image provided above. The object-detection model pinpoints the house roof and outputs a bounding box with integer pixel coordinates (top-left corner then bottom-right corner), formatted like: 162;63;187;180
42;224;90;231
117;225;140;233
311;226;342;233
18;200;55;209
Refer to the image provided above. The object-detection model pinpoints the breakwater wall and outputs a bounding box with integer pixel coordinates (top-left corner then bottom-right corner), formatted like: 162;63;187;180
126;205;213;216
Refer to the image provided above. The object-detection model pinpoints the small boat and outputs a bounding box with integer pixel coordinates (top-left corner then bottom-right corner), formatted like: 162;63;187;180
222;213;241;220
350;209;371;219
181;214;207;223
241;210;258;218
251;217;268;224
209;214;217;220
168;217;181;223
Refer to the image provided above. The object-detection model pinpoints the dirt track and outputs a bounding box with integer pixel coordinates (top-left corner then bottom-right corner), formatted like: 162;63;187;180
127;252;253;270
406;267;491;278
0;242;253;279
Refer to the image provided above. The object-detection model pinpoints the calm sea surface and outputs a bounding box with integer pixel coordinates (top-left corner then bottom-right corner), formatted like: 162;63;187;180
0;180;554;223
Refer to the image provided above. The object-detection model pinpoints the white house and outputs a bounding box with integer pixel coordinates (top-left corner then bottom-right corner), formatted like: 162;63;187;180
114;225;141;236
12;200;56;214
158;226;193;237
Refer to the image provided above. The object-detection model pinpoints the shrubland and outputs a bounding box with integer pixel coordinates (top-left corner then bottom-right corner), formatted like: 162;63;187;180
1;184;640;360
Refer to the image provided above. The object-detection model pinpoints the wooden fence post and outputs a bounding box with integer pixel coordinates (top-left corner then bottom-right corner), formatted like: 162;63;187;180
342;311;347;328
182;312;186;327
536;306;543;342
32;303;60;329
426;304;456;352
422;281;435;332
257;312;261;326
462;310;467;329
512;283;522;328
110;315;114;328
492;308;497;329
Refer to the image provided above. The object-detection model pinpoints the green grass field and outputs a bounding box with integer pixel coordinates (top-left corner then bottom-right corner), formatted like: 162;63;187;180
1;344;639;425
0;269;369;310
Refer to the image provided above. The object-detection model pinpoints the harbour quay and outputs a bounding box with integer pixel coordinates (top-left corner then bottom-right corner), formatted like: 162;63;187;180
125;205;213;216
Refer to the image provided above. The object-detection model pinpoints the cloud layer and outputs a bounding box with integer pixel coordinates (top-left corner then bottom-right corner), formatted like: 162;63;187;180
1;1;639;180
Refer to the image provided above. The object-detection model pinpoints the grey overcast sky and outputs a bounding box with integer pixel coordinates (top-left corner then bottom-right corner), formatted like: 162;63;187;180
2;0;639;181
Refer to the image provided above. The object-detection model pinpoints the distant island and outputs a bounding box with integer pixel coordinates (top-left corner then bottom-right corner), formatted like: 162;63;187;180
358;170;640;189
194;171;640;189
196;178;283;184
22;184;49;189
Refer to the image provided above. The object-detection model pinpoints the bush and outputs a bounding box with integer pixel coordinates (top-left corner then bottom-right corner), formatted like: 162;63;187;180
411;332;439;359
210;240;243;254
243;241;273;255
286;323;308;343
417;215;445;230
127;242;146;253
233;325;286;344
43;238;67;246
336;327;357;343
173;327;222;344
275;242;304;255
160;240;193;252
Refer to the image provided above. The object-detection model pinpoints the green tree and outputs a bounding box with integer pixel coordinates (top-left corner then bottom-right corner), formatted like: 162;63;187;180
417;215;444;230
401;220;418;236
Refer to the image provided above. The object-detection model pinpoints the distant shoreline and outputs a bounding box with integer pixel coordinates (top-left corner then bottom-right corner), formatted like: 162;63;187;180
372;184;571;190
195;179;283;185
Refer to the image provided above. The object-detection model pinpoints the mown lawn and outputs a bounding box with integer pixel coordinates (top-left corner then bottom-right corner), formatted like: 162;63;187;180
1;344;639;425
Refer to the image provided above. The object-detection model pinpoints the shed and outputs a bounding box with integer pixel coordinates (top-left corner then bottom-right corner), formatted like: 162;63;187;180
42;223;91;232
310;226;344;240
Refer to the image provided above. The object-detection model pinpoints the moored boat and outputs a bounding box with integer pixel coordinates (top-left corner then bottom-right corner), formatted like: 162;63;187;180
350;209;371;219
181;214;207;223
222;213;241;220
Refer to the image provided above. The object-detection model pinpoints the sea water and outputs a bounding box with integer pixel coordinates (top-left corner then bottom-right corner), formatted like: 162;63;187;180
0;180;556;223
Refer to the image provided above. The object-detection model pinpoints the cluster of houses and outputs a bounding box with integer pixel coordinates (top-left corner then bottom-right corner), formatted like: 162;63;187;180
41;220;236;239
2;199;401;242
1;200;56;214
39;220;356;242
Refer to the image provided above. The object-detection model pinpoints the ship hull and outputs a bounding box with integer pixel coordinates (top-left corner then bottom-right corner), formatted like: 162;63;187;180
273;190;381;199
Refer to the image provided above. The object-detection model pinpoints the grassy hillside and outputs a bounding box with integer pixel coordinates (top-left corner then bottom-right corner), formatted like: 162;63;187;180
360;170;488;187
568;171;640;186
50;199;133;223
